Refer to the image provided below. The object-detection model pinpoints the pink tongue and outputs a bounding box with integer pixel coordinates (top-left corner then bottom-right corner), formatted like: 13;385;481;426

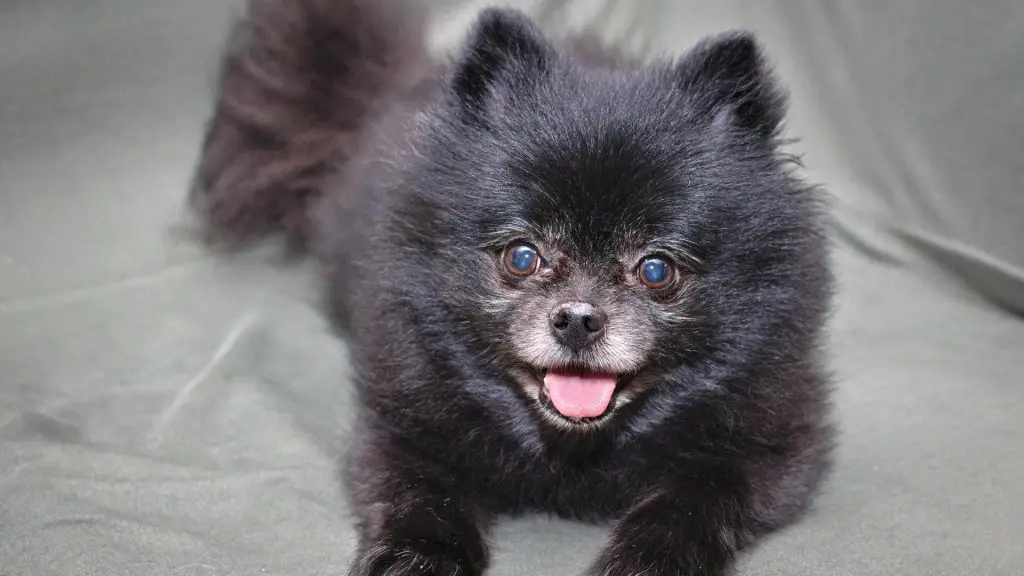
543;370;617;418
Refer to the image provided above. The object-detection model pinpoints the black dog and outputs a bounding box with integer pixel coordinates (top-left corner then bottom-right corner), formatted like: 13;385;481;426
189;1;836;574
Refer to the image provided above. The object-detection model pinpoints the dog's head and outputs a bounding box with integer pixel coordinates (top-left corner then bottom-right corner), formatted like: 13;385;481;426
392;9;829;428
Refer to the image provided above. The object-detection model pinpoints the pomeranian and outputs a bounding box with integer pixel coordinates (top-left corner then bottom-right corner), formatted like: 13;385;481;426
188;0;836;574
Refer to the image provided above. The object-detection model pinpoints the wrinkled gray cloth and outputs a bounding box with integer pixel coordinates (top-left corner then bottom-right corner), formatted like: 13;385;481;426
1;1;1022;575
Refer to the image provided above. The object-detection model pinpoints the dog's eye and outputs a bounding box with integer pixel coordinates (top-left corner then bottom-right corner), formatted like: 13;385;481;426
638;257;674;289
503;244;540;277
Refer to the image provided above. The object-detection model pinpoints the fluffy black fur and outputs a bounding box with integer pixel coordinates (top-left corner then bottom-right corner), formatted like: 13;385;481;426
190;1;836;575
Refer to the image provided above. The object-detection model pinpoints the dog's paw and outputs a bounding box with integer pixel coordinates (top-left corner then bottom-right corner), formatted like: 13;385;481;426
591;553;723;576
589;528;730;576
348;539;480;576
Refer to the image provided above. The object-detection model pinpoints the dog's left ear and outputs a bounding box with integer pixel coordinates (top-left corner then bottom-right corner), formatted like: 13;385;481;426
447;7;555;121
674;31;786;140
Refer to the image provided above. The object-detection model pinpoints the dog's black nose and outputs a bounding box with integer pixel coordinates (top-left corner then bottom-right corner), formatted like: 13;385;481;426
549;301;607;351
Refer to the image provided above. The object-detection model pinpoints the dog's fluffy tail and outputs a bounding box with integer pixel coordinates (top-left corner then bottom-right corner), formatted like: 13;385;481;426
188;0;429;250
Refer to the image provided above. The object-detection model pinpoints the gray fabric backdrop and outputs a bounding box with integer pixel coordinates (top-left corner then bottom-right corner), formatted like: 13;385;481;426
1;1;1022;575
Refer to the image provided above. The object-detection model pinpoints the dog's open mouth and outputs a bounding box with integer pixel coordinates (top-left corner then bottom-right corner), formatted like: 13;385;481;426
538;369;619;420
517;365;644;425
542;370;617;418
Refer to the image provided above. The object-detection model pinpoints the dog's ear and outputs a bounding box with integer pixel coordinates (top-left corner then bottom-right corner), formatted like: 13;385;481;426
674;31;786;140
448;8;554;120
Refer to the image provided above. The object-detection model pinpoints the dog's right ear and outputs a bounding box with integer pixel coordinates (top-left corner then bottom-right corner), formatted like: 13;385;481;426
672;30;787;141
448;8;554;120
